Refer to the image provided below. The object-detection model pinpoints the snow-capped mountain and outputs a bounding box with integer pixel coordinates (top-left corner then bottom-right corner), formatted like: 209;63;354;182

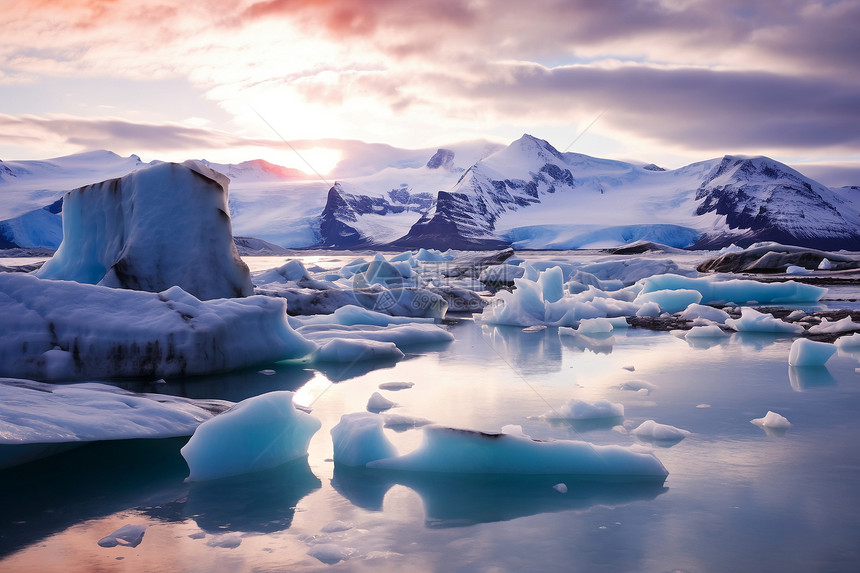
3;138;859;251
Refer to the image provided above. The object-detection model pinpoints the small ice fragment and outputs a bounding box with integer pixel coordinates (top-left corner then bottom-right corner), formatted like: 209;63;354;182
153;378;167;384
618;380;656;392
696;404;711;409
788;338;837;366
206;534;242;549
553;483;568;493
307;543;354;564
258;369;276;376
622;365;635;372
367;391;396;413
786;265;812;275
321;521;353;533
786;310;806;321
818;258;834;270
500;424;529;438
97;524;146;548
188;531;206;540
837;333;860;349
631;420;690;442
552;399;624;420
522;325;547;333
378;382;414;391
751;411;791;430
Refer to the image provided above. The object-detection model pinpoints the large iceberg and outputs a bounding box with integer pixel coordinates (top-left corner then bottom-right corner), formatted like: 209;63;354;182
35;161;253;300
0;273;316;380
331;413;667;481
637;274;825;305
181;391;321;481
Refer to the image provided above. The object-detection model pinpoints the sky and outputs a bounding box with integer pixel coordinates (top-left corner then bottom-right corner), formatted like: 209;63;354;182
1;0;859;184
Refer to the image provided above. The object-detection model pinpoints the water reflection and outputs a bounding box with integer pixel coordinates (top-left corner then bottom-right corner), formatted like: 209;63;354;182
545;416;625;433
331;467;666;528
788;366;838;392
481;325;614;376
314;355;402;383
730;332;790;350
156;457;321;534
0;438;188;558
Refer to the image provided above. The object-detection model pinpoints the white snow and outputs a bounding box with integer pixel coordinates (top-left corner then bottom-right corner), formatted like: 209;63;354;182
331;413;668;480
788;338;837;366
181;391;321;481
0;273;316;380
631;420;691;442
97;524;147;548
725;307;805;334
751;411;792;430
367;391;396;413
550;399;624;420
35;161;253;300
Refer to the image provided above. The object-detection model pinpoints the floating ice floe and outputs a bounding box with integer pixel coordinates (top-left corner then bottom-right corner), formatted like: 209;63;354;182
631;420;691;443
331;413;667;481
750;411;791;430
298;323;453;351
548;399;625;420
679;303;731;325
637;274;826;305
367;391;397;413
35;161;253;300
312;339;405;363
788;338;837;366
97;524;147;548
378;381;414;391
181;391;321;482
836;333;860;349
0;273;316;380
807;316;860;335
0;378;231;469
683;325;728;339
724;307;804;334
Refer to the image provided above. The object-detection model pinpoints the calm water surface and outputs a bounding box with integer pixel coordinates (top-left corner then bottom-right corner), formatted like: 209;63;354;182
2;318;860;572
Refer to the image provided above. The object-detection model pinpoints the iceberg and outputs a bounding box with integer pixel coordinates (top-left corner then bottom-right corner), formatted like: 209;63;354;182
0;273;316;380
181;391;321;481
631;420;691;443
637;274;826;304
35;161;253;300
750;411;791;430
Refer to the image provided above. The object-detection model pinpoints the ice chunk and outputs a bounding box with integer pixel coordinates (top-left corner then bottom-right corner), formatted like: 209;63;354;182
788;338;836;366
307;543;354;564
818;258;834;270
253;259;309;283
479;264;525;285
836;333;860;349
577;318;614;334
638;274;826;304
679;303;730;325
313;338;405;363
378;382;414;391
751;411;791;430
295;305;436;327
786;265;812;275
684;325;728;338
807;316;860;335
360;425;668;480
416;248;454;262
181;391;321;481
631;420;690;443
97;524;146;548
0;379;230;468
553;483;568;493
618;380;656;393
500;424;529;438
35;161;253;300
725;307;804;334
332;413;399;467
522;325;547;333
0;273;316;380
550;399;624;420
635;302;661;318
537;266;565;303
367;391;396;413
299;323;453;350
634;289;703;314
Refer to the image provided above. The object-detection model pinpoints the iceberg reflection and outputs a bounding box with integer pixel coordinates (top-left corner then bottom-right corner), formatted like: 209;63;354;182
332;467;666;528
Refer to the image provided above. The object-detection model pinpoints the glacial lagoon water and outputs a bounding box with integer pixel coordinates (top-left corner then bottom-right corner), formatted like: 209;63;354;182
2;317;860;572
